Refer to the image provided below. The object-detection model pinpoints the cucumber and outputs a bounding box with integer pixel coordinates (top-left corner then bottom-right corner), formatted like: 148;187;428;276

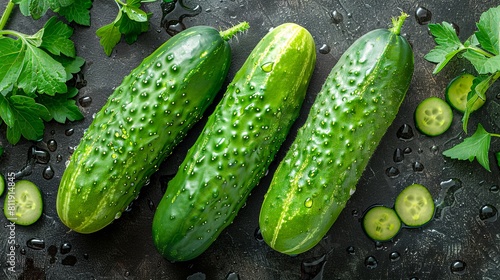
4;180;43;226
362;206;401;242
259;13;414;255
0;174;4;197
152;23;316;261
394;183;434;227
414;96;453;136
56;23;249;234
445;73;485;113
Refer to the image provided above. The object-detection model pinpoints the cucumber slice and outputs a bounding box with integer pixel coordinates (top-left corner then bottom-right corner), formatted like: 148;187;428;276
0;174;4;197
414;97;453;136
445;73;485;113
362;206;402;241
394;184;434;227
3;180;43;226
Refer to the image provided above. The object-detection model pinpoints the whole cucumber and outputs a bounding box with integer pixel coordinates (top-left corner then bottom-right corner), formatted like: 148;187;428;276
152;23;316;261
57;23;249;234
259;13;414;255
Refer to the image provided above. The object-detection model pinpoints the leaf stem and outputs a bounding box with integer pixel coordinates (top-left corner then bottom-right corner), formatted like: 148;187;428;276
0;0;15;31
468;45;495;58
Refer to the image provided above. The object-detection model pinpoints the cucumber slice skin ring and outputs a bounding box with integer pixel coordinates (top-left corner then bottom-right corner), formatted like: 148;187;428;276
394;183;435;227
362;206;402;242
3;180;43;226
445;73;485;113
414;97;453;136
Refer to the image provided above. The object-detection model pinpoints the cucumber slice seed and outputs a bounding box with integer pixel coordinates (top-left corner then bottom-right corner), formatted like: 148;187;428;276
414;97;453;136
362;206;402;241
394;183;435;227
3;180;43;226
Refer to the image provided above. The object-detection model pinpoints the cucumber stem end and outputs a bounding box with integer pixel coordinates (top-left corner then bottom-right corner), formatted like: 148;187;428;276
389;12;409;35
220;21;250;41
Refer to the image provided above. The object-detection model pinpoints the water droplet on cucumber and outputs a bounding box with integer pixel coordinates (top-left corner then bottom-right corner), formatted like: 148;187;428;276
261;62;274;72
304;197;313;208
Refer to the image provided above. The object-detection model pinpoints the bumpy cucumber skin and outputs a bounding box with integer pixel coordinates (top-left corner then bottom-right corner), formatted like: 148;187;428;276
259;25;414;255
57;26;233;234
152;23;316;261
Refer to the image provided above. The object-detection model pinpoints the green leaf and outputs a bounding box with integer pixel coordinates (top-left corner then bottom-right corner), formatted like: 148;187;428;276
13;0;75;20
0;94;51;145
443;123;491;171
475;5;500;55
96;21;122;56
0;37;26;94
57;0;92;26
122;5;148;22
117;12;151;44
424;22;464;74
463;50;500;74
40;17;76;58
52;55;85;80
17;43;67;95
36;87;83;123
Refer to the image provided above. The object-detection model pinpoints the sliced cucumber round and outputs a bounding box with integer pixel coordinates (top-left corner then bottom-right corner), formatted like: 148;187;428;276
0;174;4;197
394;184;434;227
414;97;453;136
3;180;43;226
445;73;485;113
362;206;402;241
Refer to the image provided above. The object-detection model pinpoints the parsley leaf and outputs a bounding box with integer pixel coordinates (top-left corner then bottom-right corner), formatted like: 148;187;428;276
36;87;83;123
57;0;92;26
0;12;85;144
443;124;491;172
0;93;51;145
96;0;152;56
424;22;464;74
474;5;500;55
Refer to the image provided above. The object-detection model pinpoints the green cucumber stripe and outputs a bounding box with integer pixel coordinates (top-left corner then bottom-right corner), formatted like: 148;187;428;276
270;30;399;253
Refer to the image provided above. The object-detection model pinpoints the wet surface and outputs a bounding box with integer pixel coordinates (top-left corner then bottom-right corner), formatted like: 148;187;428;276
1;0;500;279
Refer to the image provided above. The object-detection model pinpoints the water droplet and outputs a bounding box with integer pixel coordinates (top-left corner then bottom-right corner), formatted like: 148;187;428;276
147;198;156;212
226;272;240;280
393;148;404;162
261;62;274;72
397;124;414;141
30;146;50;164
115;212;122;219
319;44;331;54
47;139;57;152
304;197;313;208
56;154;63;163
385;166;400;178
254;227;264;241
430;145;439;154
490;185;499;193
435;178;463;220
364;255;378;269
65;128;75;136
479;204;498;222
43;165;55;180
83;253;89;260
330;10;343;24
60;242;72;254
78;96;92;107
27;238;45;250
20;248;26;255
389;251;401;262
346;246;355;255
301;254;326;280
412;161;424;172
61;255;77;266
450;260;466;275
404;147;412;154
161;0;201;36
415;6;432;25
450;22;460;35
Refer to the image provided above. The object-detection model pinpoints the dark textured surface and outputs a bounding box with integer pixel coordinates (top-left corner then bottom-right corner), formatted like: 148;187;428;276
1;0;499;279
